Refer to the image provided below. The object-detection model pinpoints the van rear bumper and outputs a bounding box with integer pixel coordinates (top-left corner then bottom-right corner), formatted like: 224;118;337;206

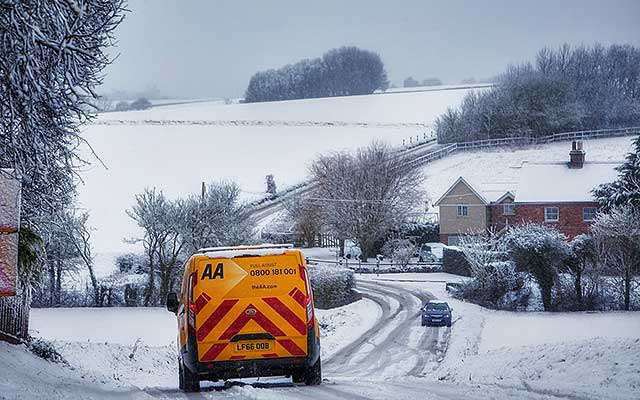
182;325;320;380
193;357;309;380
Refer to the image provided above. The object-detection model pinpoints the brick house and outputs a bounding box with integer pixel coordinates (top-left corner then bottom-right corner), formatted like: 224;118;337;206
435;142;619;245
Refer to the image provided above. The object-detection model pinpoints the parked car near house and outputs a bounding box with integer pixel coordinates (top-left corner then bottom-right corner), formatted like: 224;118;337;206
421;300;452;327
417;246;439;263
344;245;361;260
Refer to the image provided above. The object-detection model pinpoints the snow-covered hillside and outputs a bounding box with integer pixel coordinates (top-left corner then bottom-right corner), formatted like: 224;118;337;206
78;87;483;258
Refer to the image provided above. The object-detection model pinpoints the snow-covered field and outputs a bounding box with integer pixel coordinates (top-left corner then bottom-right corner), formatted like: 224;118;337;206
94;87;483;125
78;87;482;261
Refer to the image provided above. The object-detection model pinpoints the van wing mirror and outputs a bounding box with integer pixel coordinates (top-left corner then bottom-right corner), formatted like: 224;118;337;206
166;292;179;314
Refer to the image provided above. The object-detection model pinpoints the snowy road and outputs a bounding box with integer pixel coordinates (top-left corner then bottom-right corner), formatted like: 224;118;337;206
140;279;580;400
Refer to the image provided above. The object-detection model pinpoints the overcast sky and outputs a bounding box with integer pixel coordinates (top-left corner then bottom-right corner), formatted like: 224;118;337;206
102;0;640;99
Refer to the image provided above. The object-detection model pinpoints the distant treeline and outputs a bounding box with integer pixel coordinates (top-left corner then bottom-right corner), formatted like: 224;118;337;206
436;44;640;143
244;46;388;103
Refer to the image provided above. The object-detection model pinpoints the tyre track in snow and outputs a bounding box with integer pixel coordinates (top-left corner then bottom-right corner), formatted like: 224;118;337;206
324;279;439;378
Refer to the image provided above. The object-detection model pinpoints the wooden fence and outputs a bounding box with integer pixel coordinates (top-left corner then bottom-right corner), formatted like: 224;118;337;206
250;126;640;219
306;257;442;274
406;126;640;169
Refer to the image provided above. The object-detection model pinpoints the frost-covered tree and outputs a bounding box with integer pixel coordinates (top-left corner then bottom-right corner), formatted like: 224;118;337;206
381;238;416;267
265;174;277;195
421;77;442;86
500;223;570;311
128;183;255;305
114;101;130;111
310;142;425;261
244;46;388;102
285;193;323;248
593;135;640;211
129;97;151;110
179;181;255;254
0;0;126;222
459;230;505;289
455;231;525;309
127;188;175;305
403;77;419;88
592;206;640;310
436;44;640;143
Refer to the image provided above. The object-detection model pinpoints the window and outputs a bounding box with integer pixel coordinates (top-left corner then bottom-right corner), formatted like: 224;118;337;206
583;207;597;222
457;205;469;217
544;207;559;222
503;204;515;215
447;236;461;246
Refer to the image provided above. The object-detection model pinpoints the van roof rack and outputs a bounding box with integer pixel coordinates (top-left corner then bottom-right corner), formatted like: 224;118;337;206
197;243;294;254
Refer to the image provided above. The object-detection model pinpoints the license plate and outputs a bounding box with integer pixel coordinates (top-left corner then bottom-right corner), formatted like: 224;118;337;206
432;319;441;322
233;340;272;353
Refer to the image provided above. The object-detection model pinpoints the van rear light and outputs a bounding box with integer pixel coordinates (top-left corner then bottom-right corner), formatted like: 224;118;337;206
299;264;315;328
306;297;314;326
187;273;197;334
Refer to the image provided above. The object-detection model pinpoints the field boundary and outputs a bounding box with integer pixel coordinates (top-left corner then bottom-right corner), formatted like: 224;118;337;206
406;126;640;169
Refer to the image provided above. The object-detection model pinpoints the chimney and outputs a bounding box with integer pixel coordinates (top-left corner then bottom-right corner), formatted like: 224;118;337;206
569;141;585;169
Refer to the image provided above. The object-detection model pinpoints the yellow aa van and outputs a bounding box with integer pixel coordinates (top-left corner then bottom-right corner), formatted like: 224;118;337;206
166;244;321;392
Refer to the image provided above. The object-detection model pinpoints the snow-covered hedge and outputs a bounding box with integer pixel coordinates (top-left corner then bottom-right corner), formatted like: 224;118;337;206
308;264;358;309
442;247;471;276
452;261;533;311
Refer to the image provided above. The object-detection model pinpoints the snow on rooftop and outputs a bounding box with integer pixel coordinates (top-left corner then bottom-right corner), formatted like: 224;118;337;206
472;180;517;203
515;161;619;203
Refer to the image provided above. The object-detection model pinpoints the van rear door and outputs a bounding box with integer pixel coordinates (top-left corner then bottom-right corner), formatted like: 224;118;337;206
191;252;310;363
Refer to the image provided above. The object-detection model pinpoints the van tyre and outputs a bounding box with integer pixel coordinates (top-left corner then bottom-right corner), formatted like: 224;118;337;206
305;358;322;385
179;362;200;392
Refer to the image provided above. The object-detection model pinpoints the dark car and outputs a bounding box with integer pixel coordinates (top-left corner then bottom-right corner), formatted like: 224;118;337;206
421;300;452;327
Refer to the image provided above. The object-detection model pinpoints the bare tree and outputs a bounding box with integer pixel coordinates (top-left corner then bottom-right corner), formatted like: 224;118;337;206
286;193;323;248
127;188;172;306
592;206;640;310
310;142;425;261
54;208;100;305
128;183;255;305
565;234;599;310
179;181;255;254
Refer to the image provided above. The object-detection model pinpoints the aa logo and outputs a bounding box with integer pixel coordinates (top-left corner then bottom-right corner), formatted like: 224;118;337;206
201;263;224;280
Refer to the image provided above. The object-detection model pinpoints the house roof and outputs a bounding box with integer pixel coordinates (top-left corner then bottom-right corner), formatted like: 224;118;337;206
434;176;517;206
515;162;619;203
433;177;488;206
